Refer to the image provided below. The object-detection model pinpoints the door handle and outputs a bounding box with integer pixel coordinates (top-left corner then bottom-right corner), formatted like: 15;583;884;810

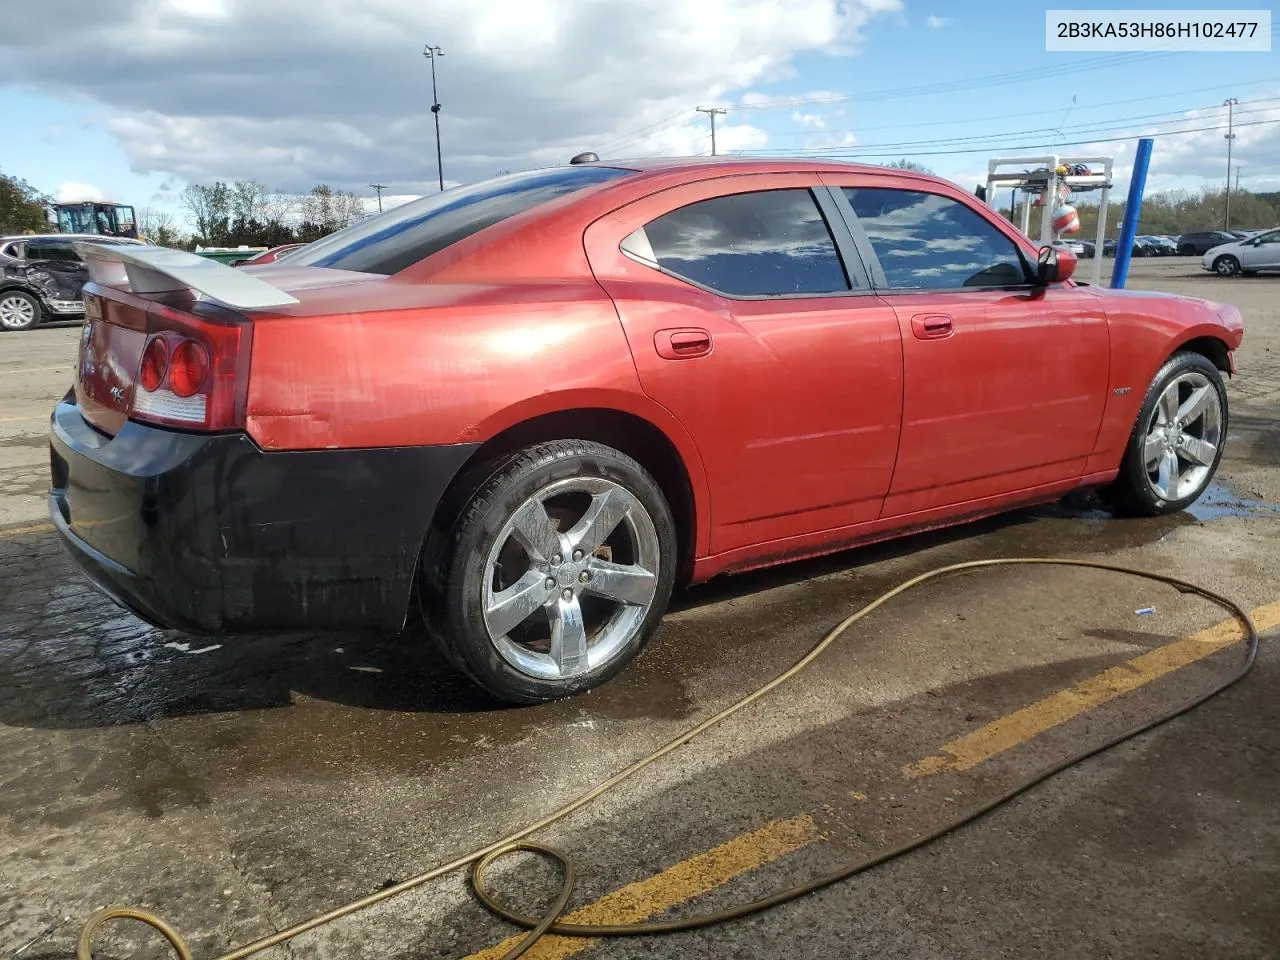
910;313;954;340
655;328;713;360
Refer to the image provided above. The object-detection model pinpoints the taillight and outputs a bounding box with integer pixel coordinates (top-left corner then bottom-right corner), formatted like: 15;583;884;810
130;302;252;432
139;337;169;392
169;340;210;397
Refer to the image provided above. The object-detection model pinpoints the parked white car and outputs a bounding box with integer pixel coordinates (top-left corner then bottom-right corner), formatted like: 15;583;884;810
1202;227;1280;276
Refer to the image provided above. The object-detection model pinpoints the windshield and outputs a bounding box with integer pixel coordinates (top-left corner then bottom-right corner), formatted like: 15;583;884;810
57;205;95;234
286;165;633;276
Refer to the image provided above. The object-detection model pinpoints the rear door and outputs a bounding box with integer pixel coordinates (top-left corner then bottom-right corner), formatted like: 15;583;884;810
584;174;903;555
821;176;1110;516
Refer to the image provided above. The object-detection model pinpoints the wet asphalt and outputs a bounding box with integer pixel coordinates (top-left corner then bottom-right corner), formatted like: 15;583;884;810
2;262;1279;960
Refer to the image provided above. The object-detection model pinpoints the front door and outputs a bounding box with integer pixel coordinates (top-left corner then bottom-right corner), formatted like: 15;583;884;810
584;175;904;555
821;176;1110;516
1241;229;1280;270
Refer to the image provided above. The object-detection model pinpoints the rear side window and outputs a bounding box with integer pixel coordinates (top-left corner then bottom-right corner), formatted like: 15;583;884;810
844;187;1027;290
26;240;78;263
287;165;632;276
628;189;851;297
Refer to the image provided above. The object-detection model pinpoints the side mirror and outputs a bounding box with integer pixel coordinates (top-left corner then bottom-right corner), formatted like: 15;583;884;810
1036;245;1076;285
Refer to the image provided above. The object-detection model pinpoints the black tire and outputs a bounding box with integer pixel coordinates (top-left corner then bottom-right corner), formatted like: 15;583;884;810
1104;352;1228;517
1213;255;1241;277
0;290;42;332
421;439;677;704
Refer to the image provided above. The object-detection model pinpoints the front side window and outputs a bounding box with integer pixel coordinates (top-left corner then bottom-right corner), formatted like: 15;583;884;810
286;165;632;276
1256;230;1280;245
629;189;851;297
844;187;1028;290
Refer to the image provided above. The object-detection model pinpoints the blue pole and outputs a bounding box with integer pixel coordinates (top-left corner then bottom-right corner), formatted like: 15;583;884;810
1110;137;1154;289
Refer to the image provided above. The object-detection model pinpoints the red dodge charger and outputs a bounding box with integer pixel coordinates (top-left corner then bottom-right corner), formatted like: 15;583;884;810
50;158;1243;702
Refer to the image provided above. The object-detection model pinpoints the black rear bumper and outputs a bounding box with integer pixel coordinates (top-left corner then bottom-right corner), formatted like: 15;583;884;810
48;399;477;634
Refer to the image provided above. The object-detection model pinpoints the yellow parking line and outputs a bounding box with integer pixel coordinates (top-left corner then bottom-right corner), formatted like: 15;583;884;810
0;522;53;539
464;815;819;960
905;600;1280;777
462;600;1276;959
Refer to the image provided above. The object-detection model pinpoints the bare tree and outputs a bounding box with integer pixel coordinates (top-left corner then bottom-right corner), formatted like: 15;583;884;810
229;179;271;227
180;182;231;243
300;184;366;236
137;206;183;247
883;158;935;175
262;190;297;230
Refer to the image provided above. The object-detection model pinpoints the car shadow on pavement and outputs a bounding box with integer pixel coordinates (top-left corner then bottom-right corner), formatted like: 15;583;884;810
0;494;1193;732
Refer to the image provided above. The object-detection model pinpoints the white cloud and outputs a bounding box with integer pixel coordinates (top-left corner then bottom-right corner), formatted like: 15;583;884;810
56;182;105;203
924;14;950;29
791;111;827;129
0;0;903;195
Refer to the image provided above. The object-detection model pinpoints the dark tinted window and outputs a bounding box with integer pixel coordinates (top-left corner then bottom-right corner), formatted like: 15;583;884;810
26;239;78;263
287;165;632;276
637;189;851;296
844;187;1027;290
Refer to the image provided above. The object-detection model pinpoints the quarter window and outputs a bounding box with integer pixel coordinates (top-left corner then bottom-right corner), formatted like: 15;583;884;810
287;165;631;276
844;187;1028;290
631;189;852;297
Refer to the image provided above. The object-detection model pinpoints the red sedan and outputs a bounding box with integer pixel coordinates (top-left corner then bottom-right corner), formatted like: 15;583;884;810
51;158;1243;703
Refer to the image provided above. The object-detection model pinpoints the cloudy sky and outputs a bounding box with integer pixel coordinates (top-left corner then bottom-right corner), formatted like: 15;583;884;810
1;0;1277;225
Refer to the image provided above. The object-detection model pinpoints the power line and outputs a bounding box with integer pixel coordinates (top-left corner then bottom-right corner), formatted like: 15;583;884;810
758;77;1280;142
732;116;1280;160
737;98;1280;156
729;52;1169;112
594;109;700;154
593;53;1203;162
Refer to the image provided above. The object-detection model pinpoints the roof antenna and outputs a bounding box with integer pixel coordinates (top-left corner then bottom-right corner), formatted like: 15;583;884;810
569;152;599;165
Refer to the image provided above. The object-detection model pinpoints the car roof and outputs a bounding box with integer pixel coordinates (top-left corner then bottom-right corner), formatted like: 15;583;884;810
601;156;924;178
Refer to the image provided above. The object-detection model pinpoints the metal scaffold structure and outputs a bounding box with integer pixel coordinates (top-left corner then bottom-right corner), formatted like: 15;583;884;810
984;155;1114;286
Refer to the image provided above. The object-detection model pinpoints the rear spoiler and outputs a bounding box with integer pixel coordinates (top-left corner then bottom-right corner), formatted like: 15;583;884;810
73;242;300;309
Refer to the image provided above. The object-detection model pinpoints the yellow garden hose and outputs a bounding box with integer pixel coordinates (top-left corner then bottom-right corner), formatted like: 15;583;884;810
75;558;1260;960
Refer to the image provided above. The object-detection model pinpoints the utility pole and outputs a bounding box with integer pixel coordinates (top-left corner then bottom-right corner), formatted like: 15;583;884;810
424;45;445;191
1235;165;1241;196
1223;97;1238;230
369;183;386;213
696;106;727;156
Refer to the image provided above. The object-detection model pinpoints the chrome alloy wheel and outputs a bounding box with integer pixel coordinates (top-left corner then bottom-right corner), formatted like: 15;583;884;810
0;294;36;330
482;477;661;681
1143;371;1222;502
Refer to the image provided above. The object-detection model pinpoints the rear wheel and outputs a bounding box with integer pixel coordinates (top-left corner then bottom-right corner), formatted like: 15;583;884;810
1213;255;1241;276
422;440;677;704
1105;352;1227;516
0;291;41;331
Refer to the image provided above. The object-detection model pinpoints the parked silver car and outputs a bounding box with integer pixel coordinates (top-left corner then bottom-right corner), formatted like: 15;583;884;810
1201;227;1280;276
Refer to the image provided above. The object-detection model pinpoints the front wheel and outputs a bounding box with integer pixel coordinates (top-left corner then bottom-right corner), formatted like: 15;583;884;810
0;291;41;331
423;440;677;704
1213;255;1241;276
1104;352;1227;516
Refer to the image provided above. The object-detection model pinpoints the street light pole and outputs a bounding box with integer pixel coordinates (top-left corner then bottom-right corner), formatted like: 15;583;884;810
424;45;445;191
695;106;727;156
369;183;386;213
1223;97;1238;230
